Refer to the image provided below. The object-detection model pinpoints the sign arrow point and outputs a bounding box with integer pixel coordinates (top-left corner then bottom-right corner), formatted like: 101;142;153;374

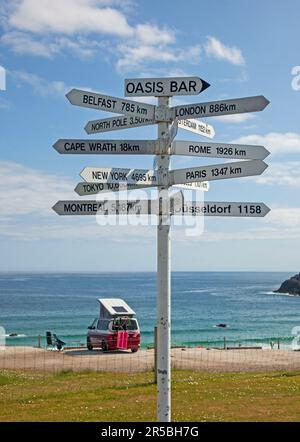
264;147;271;159
261;160;268;173
52;202;60;214
65;89;74;103
84;122;89;134
52;140;61;153
201;80;210;92
79;168;85;180
264;204;271;215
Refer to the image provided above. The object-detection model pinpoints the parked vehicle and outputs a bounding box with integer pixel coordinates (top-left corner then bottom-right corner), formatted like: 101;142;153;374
87;298;140;352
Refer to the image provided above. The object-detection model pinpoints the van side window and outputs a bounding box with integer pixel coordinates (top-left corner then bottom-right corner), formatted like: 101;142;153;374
97;319;109;330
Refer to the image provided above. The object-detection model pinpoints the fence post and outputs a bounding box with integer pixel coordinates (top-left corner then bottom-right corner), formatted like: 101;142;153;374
37;335;41;349
277;338;280;350
224;336;227;350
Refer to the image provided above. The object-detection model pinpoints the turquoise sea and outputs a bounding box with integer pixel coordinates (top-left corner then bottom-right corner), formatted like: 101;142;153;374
0;272;299;349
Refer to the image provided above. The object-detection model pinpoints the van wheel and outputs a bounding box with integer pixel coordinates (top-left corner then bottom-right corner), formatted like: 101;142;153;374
102;340;108;352
87;339;93;351
131;348;138;353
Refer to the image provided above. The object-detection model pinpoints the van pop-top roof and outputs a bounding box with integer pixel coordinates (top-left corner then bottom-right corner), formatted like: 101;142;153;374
98;298;136;318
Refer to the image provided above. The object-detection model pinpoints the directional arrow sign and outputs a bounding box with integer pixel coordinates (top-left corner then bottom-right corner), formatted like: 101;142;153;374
53;200;157;216
53;139;162;155
84;115;155;134
171;95;270;120
66;89;156;120
80;167;158;185
170;160;268;185
172;201;270;217
75;182;156;196
178;119;215;138
173;182;210;192
124;76;210;97
172;141;270;160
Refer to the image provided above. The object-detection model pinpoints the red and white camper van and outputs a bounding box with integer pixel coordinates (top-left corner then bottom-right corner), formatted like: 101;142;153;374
87;298;140;352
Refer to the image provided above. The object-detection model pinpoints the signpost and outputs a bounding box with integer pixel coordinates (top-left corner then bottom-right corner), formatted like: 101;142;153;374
74;182;155;196
53;75;270;423
124;76;210;97
172;140;270;160
53;139;162;155
171;95;269;120
171;160;267;185
172;201;270;217
84;115;155;134
52;199;156;215
174;182;210;192
66;88;156;120
80;167;158;185
178;119;215;138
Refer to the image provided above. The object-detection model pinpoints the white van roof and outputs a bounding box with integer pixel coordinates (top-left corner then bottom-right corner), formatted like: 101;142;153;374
98;298;136;317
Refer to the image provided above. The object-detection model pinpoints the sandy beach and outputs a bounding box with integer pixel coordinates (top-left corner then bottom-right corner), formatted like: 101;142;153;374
0;346;300;373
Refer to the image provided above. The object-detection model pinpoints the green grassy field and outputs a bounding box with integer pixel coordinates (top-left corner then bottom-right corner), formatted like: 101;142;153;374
0;370;300;421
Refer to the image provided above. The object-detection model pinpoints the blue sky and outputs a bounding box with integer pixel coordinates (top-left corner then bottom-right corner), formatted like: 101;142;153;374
0;0;300;272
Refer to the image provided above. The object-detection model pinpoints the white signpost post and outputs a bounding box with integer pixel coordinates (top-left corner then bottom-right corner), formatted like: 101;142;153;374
53;76;270;423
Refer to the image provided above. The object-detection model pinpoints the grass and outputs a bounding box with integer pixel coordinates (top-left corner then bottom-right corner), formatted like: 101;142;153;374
0;369;300;421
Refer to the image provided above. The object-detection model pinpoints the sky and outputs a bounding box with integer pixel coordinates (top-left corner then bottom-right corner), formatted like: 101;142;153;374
0;0;300;272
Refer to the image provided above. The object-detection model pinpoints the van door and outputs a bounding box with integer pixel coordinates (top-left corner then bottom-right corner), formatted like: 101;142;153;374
90;319;109;347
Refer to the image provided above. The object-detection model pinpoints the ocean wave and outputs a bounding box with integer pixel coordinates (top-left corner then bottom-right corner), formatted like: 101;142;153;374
4;334;27;338
181;289;213;294
260;291;298;297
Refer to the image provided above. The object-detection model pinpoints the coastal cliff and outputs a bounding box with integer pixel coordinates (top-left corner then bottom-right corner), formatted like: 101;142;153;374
275;273;300;295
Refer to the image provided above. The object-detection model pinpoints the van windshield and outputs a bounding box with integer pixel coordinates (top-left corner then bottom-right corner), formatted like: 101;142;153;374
111;318;138;331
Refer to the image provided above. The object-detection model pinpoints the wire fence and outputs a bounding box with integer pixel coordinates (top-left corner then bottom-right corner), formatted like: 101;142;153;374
1;337;300;374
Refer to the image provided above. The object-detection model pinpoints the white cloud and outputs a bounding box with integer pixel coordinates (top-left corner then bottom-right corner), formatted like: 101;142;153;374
0;159;298;243
8;0;133;36
255;161;300;187
268;207;300;227
11;70;70;96
213;114;255;124
205;36;245;66
135;24;175;45
0;160;75;217
232;132;300;155
0;160;156;241
1;1;247;76
116;44;201;73
1;31;60;58
0;219;155;242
